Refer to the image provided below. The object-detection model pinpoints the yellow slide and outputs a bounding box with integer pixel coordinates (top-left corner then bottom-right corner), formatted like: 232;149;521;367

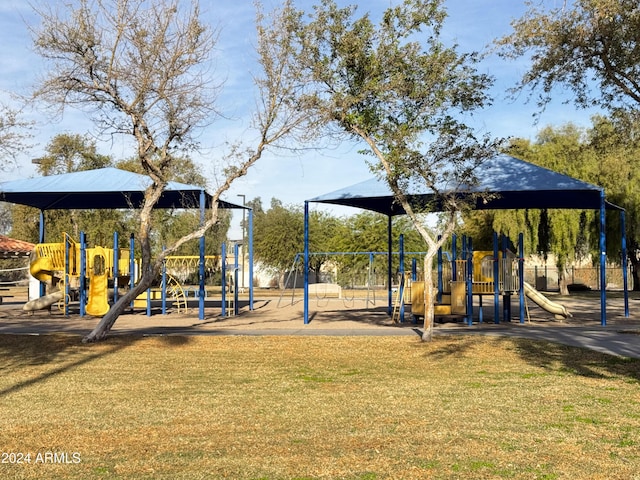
24;250;63;311
86;247;110;317
523;282;571;320
29;255;55;284
23;290;64;312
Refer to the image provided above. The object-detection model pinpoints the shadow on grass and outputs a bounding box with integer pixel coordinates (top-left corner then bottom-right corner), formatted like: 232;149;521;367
511;337;640;382
0;334;193;397
428;336;478;359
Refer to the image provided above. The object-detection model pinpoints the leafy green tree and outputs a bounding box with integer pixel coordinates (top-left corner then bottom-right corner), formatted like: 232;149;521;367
497;0;640;113
496;1;640;292
469;117;640;293
585;112;640;289
271;0;500;339
331;211;427;285
253;198;340;285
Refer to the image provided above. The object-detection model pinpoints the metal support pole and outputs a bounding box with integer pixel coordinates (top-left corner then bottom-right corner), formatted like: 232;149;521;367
493;232;499;324
161;247;167;315
39;210;45;298
466;237;473;326
621;211;629;317
387;215;393;315
519;233;525;324
437;236;443;304
303;202;310;324
113;231;119;305
234;242;239;316
80;232;86;317
599;191;607;326
221;242;227;317
129;234;135;310
399;234;405;323
199;189;205;320
248;208;254;310
64;234;70;317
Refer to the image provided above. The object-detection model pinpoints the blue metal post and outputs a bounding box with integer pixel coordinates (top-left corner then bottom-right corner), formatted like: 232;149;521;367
80;232;86;317
621;211;629;317
161;247;167;315
502;234;510;322
304;202;310;324
113;231;119;305
518;233;525;323
199;189;205;320
129;234;135;310
39;210;45;298
221;242;227;317
493;232;499;324
399;234;405;323
234;242;239;316
466;237;473;326
146;287;151;316
387;215;393;315
64;234;70;316
248;208;254;310
599;191;607;326
437;236;443;304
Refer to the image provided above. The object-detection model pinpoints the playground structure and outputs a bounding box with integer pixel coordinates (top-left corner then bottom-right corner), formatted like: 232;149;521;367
277;251;403;308
24;232;247;318
293;232;572;325
405;232;571;325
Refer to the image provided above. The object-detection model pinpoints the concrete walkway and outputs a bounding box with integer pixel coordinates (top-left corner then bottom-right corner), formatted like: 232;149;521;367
434;323;640;359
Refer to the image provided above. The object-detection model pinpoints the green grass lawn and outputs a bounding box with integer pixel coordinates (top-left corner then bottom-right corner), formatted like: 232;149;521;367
0;334;638;479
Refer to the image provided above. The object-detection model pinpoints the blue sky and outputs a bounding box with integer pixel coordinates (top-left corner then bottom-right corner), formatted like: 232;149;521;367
0;0;600;240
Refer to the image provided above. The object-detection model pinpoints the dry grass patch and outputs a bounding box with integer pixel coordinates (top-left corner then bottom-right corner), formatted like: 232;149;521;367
0;333;639;479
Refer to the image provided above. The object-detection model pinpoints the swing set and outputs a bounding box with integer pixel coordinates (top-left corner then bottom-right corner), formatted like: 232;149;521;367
277;250;427;309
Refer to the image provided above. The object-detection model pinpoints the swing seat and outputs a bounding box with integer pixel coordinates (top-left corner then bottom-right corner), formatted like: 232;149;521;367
308;283;342;299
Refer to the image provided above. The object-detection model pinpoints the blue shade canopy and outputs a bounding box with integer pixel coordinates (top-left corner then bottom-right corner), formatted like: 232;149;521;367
308;154;620;215
0;167;244;210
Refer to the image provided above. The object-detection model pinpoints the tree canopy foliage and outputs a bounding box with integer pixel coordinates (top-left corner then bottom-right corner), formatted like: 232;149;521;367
27;0;309;341
269;0;500;339
0;104;31;170
497;0;640;112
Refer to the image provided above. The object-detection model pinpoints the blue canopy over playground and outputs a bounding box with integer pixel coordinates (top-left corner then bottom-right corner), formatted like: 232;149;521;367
0;167;243;210
0;167;253;319
304;154;627;326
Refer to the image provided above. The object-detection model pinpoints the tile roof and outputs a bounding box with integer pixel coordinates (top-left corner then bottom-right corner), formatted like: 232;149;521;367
0;235;34;258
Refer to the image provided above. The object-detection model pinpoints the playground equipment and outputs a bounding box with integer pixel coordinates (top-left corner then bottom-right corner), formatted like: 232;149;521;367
523;282;571;320
278;251;423;309
24;234;133;315
24;233;246;319
86;246;110;316
407;233;571;325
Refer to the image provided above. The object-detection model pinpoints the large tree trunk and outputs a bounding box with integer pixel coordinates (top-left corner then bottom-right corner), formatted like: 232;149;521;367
83;184;162;342
82;277;154;343
422;252;436;341
558;265;570;295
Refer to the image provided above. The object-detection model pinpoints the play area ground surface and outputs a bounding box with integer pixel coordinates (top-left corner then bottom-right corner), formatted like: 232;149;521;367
1;285;640;358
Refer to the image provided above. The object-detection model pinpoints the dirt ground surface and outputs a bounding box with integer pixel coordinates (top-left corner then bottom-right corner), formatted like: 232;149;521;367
1;286;640;357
